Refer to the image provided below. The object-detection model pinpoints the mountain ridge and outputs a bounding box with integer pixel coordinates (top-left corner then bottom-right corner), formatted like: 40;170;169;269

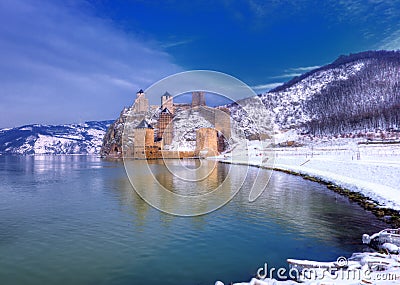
0;120;113;155
270;50;400;93
261;50;400;135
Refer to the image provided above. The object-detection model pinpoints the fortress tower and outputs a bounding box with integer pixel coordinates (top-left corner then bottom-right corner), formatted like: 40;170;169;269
191;91;206;108
133;89;149;113
157;108;174;145
133;119;154;159
161;91;174;113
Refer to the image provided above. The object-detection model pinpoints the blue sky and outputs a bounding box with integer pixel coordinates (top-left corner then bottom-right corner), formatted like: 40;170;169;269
1;0;400;128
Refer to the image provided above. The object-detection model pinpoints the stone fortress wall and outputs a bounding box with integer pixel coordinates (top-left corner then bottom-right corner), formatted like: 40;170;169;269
126;90;232;159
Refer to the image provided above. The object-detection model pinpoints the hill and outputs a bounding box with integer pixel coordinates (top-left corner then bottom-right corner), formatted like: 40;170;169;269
0;121;113;155
261;50;400;135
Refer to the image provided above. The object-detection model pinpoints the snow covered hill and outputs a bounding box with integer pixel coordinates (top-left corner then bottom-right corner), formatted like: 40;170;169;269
262;61;365;129
0;121;113;155
261;50;400;134
223;50;400;144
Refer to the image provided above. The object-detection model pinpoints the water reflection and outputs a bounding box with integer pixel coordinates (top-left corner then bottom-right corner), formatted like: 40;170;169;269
0;155;104;175
118;159;386;250
148;159;228;195
230;169;386;250
124;159;245;216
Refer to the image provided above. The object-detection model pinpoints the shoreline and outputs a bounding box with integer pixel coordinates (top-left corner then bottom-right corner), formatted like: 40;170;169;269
213;142;400;285
213;142;400;228
218;159;400;228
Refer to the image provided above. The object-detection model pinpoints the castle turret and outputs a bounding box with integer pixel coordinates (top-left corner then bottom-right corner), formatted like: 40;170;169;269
157;107;173;145
161;91;174;113
192;91;206;108
137;89;144;96
133;89;149;113
133;119;153;159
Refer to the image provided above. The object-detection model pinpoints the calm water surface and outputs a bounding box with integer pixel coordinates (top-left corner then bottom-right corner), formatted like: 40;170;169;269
0;156;387;285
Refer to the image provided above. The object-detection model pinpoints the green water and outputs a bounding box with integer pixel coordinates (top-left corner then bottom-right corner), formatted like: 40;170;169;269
0;156;386;284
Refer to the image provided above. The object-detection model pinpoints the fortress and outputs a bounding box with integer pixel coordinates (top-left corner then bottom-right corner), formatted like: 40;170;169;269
126;90;231;159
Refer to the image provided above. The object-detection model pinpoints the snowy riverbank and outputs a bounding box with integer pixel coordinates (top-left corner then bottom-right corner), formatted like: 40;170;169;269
212;140;400;285
214;140;400;211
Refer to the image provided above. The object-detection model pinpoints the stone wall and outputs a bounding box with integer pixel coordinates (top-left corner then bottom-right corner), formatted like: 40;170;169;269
195;128;218;157
145;145;161;159
144;149;196;159
197;106;231;140
215;107;231;139
161;150;196;159
145;128;154;147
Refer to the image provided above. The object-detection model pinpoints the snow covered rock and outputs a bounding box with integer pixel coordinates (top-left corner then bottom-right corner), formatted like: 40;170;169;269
382;243;399;254
0;121;112;155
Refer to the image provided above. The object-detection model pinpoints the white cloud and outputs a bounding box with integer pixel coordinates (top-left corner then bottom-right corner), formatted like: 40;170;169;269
269;73;302;79
251;82;283;91
378;30;400;51
268;65;320;81
0;0;182;128
161;39;194;48
287;65;320;72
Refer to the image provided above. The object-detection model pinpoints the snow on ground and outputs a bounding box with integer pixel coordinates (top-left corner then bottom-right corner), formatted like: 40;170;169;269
213;139;400;284
33;133;100;154
214;140;400;210
0;120;112;155
166;108;214;151
34;134;80;154
261;61;367;129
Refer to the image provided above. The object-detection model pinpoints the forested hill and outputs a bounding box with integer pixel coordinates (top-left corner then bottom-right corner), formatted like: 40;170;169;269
261;50;400;135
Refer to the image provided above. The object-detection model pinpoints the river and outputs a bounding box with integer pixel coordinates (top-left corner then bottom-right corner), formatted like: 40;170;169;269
0;156;387;284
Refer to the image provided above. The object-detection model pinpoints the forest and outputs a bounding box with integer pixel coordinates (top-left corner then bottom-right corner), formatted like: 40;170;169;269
266;51;400;136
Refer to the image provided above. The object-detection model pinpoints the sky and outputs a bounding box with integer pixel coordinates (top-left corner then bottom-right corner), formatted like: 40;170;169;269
1;0;400;128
